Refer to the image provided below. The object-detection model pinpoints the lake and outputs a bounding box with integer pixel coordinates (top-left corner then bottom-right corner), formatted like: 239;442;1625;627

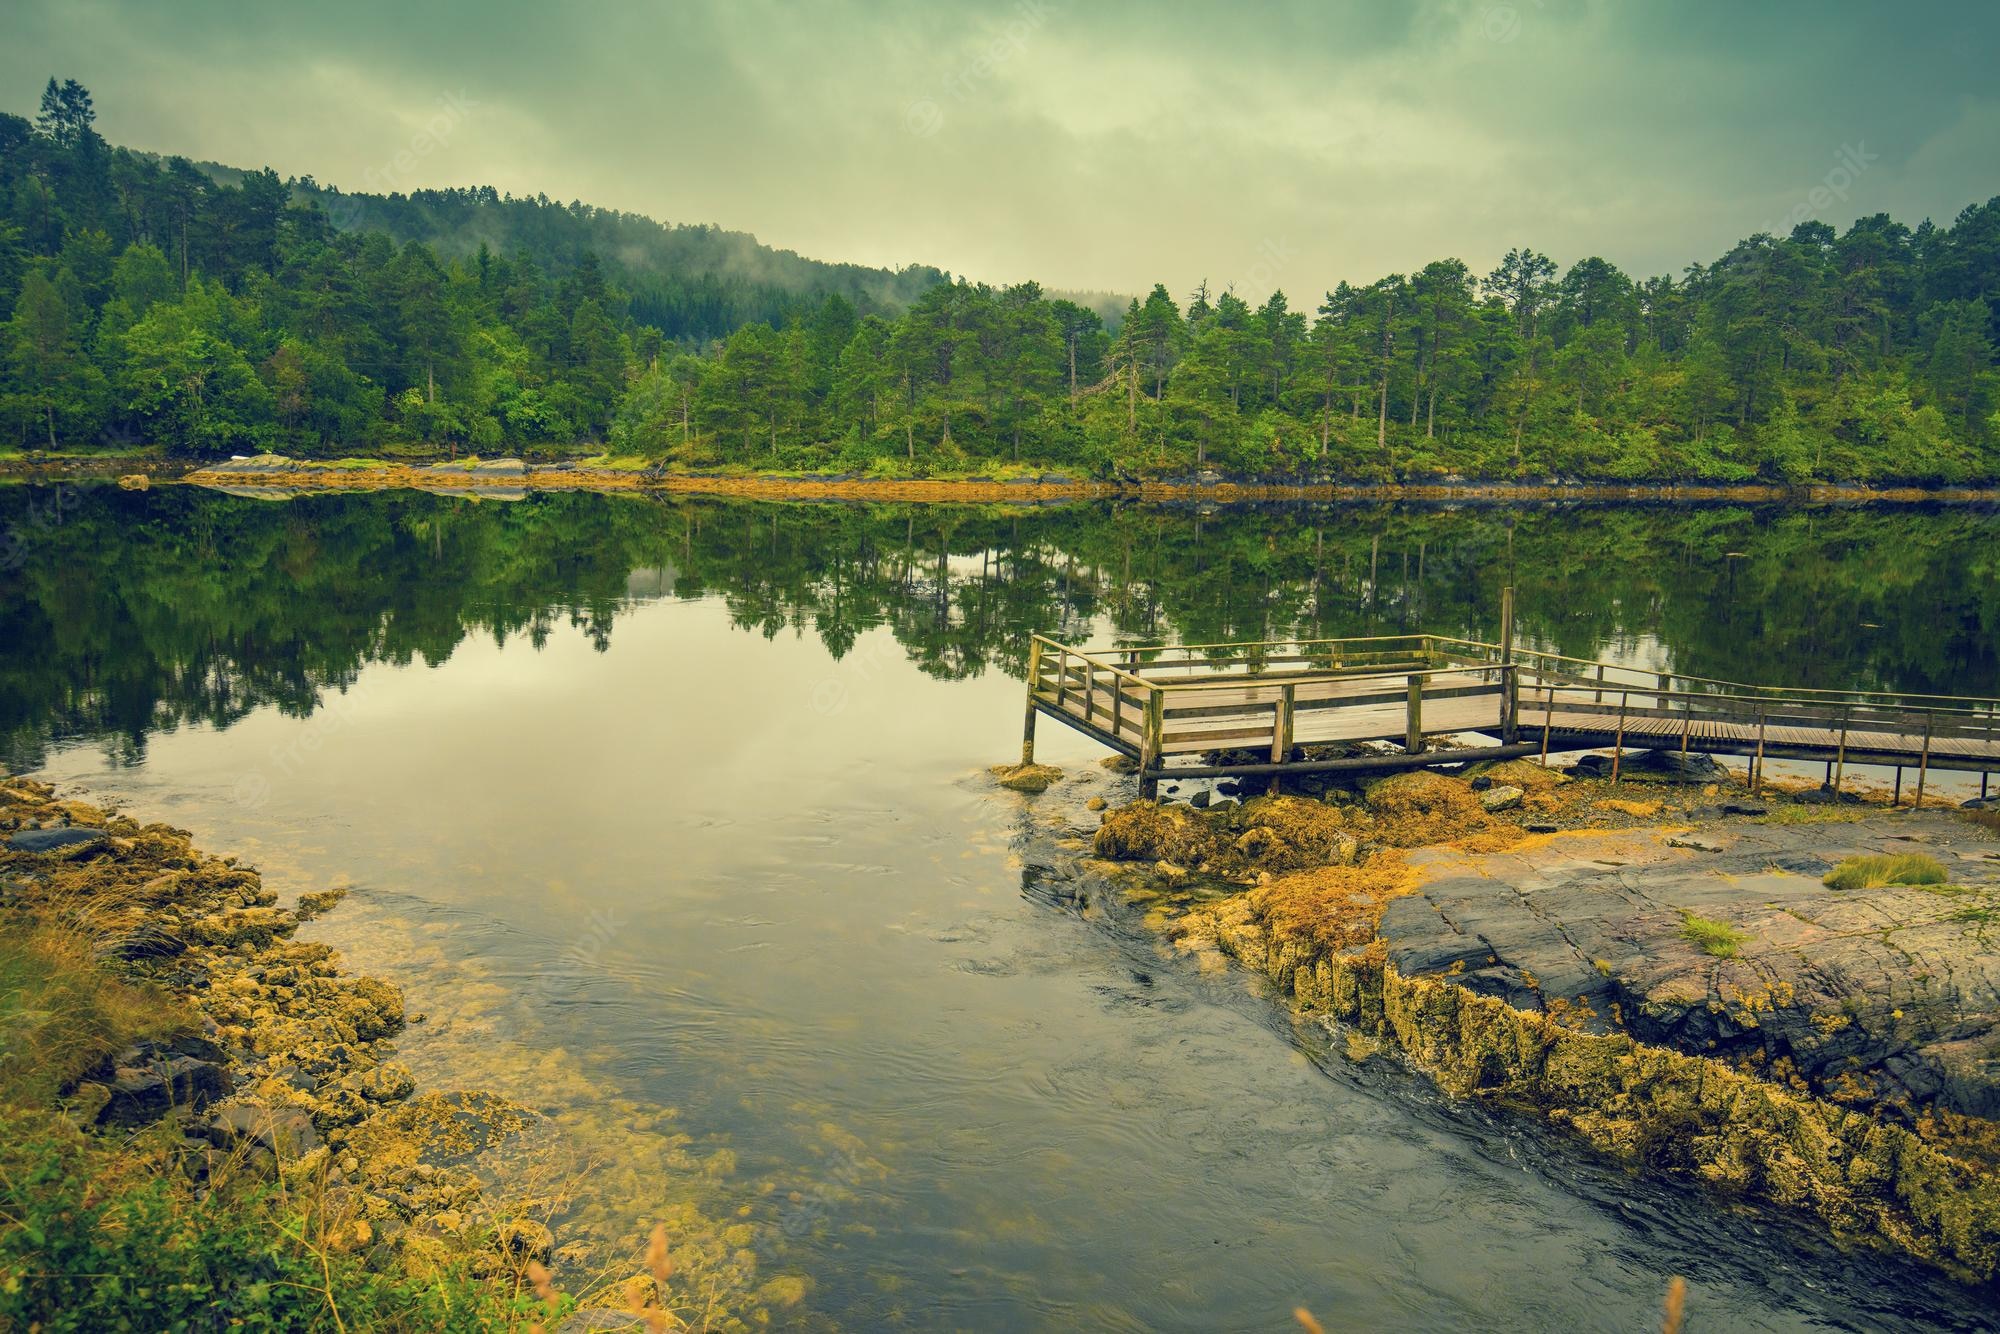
3;484;1997;1329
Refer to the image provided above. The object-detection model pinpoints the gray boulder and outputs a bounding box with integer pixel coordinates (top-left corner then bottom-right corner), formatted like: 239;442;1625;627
206;1103;322;1157
1570;749;1732;784
7;827;107;855
95;1055;231;1127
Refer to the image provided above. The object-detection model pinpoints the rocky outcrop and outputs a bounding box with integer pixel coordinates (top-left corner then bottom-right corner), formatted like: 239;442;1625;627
1188;861;2000;1282
1378;815;2000;1128
1085;774;2000;1281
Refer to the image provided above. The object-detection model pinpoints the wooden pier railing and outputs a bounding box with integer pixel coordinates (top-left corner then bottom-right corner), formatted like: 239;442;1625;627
1022;623;2000;801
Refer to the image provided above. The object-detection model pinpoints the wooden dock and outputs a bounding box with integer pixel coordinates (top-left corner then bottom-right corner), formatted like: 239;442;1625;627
1021;596;2000;802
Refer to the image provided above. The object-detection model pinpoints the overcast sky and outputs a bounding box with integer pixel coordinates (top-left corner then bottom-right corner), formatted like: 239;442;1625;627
7;0;1997;302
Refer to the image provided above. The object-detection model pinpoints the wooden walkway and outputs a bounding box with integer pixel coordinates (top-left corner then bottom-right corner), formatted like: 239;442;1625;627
1022;622;2000;802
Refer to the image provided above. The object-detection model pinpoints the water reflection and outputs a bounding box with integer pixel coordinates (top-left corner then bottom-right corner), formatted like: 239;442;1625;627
3;486;1996;772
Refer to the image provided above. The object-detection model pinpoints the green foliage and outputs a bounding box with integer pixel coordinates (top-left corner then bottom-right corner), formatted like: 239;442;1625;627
1678;913;1748;958
1822;853;1950;890
0;1107;525;1331
5;79;2000;478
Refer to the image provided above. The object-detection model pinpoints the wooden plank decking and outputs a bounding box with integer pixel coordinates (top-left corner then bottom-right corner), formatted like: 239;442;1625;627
1021;622;2000;799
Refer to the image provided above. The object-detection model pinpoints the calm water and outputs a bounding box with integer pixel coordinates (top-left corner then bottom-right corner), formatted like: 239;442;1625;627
4;484;1998;1330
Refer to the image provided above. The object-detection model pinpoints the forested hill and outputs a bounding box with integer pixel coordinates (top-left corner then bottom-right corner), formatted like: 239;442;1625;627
152;157;949;343
4;77;1998;484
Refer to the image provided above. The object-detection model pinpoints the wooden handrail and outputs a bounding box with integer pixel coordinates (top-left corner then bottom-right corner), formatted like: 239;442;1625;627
1031;632;2000;744
1429;636;2000;711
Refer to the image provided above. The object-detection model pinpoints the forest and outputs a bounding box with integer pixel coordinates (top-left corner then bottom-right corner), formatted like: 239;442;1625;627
4;78;1998;483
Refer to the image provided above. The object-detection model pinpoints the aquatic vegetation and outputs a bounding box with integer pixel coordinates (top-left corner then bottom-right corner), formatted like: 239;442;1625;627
1460;759;1570;792
1243;852;1418;955
991;762;1063;792
1679;913;1748;958
1822;854;1949;890
0;774;785;1330
1117;781;2000;1282
1357;771;1507;848
1093;796;1358;874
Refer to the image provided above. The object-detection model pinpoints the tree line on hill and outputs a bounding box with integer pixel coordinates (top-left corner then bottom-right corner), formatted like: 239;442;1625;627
4;78;1997;482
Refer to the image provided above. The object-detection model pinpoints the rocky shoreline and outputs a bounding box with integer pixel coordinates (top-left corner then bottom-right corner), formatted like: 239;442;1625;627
1002;755;2000;1283
0;771;796;1330
149;455;2000;505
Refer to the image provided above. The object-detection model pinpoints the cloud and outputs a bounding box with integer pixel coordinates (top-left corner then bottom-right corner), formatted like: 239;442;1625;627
4;0;1994;301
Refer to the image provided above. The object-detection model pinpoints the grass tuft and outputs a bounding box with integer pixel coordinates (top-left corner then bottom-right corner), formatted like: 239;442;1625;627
1755;803;1867;826
1678;913;1747;958
0;923;190;1101
1822;853;1949;891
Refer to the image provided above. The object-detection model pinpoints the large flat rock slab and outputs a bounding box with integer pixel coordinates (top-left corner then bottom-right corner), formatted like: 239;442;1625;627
1383;814;2000;1120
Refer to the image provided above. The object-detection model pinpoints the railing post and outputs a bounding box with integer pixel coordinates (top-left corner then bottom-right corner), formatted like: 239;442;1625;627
1499;586;1515;667
1753;708;1767;794
1501;664;1519;744
1405;673;1425;754
1610;691;1628;784
1985;703;1995;800
1915;711;1933;809
1540;682;1554;765
1833;707;1849;795
1269;683;1295;795
1055;648;1071;708
1140;686;1165;799
1594;663;1605;704
1022;638;1044;765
